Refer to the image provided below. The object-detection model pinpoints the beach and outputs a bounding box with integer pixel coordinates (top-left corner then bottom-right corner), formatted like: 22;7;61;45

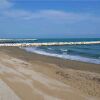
0;47;100;100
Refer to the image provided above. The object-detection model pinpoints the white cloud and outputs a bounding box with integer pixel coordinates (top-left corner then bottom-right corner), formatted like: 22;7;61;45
2;9;99;23
3;9;33;20
0;0;99;23
0;0;13;9
35;10;87;21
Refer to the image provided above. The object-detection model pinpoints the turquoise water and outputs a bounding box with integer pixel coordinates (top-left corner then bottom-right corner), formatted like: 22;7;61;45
0;38;100;64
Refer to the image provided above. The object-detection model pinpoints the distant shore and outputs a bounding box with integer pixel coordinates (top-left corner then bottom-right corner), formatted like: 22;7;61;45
0;47;100;100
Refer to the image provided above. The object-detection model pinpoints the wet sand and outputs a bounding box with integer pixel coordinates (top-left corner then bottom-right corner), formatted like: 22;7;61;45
0;47;100;100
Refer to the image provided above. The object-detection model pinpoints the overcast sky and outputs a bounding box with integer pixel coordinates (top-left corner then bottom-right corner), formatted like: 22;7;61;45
0;0;100;38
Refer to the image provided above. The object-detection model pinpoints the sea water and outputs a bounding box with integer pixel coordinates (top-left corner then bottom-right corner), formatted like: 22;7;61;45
23;38;100;64
0;38;100;64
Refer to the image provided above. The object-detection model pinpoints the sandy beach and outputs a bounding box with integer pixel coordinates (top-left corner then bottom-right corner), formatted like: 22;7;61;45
0;47;100;100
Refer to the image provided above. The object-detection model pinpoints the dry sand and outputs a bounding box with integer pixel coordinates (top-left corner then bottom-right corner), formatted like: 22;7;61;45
0;47;100;100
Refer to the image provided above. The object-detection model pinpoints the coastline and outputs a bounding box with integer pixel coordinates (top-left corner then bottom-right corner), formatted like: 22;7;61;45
1;47;100;73
0;47;100;100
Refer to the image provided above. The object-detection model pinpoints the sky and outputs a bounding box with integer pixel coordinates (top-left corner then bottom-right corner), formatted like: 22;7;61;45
0;0;100;38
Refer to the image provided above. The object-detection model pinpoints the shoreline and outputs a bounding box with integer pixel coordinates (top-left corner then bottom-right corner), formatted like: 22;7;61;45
0;47;100;100
1;47;100;73
23;47;100;65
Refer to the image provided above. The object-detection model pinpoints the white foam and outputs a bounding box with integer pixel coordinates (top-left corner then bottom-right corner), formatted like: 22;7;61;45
48;48;54;50
0;41;100;47
23;47;100;64
60;49;68;52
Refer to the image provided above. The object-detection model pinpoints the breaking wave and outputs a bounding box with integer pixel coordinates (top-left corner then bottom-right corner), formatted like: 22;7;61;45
23;47;100;64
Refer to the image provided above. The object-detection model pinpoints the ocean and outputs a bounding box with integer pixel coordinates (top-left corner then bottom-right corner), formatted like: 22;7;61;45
0;38;100;64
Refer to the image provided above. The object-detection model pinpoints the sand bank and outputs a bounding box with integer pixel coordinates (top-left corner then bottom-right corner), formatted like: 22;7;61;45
0;47;100;100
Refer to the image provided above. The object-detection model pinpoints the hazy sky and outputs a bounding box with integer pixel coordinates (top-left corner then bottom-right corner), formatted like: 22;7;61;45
0;0;100;38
